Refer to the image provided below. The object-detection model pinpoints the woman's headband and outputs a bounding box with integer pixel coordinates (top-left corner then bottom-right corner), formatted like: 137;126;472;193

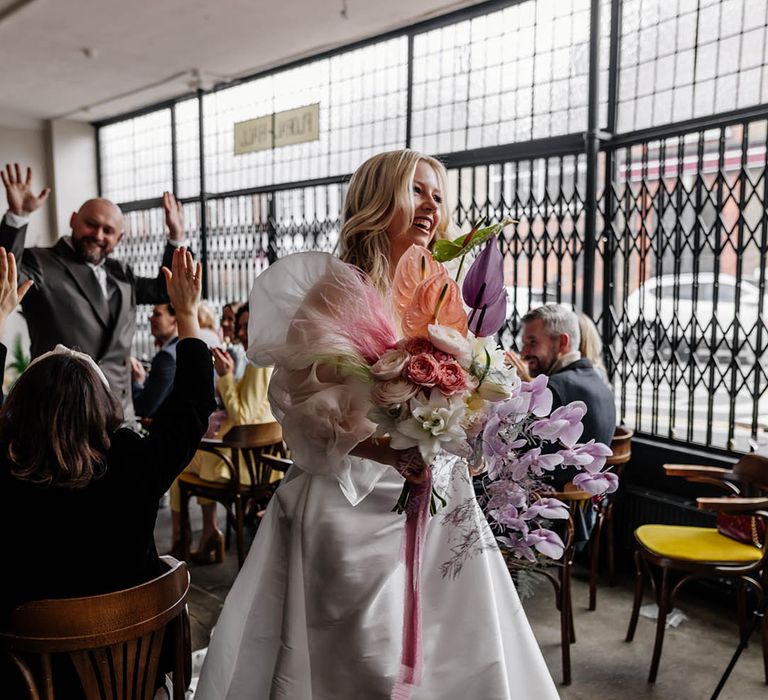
26;345;111;389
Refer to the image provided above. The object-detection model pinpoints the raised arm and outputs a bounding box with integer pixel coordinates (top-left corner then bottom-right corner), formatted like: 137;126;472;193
0;164;50;265
135;191;191;304
135;248;215;494
0;247;34;400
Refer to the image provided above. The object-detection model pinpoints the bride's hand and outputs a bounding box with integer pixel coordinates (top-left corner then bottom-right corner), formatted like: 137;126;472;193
395;447;429;485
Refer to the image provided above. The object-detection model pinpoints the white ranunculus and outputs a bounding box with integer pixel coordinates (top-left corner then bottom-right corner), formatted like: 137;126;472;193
471;335;507;372
477;379;511;402
476;367;520;402
427;324;473;368
370;348;410;380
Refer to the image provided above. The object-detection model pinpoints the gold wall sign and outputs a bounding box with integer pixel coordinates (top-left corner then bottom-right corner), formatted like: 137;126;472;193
234;103;320;155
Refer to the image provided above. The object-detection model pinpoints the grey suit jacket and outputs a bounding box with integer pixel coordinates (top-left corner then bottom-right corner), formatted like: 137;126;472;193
0;219;175;418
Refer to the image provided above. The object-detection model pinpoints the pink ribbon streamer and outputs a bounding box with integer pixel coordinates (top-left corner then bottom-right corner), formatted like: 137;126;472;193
391;469;433;700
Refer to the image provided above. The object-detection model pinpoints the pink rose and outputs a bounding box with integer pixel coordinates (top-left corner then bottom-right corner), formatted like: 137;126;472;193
401;338;434;356
405;352;440;387
437;359;468;395
372;378;419;406
433;350;452;362
370;348;410;380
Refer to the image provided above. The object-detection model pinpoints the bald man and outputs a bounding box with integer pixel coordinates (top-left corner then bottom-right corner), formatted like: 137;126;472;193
0;164;187;421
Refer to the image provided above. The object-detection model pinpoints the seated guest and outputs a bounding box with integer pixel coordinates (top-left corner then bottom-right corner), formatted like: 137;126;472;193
507;304;616;488
197;300;223;348
505;304;616;547
220;300;247;378
130;303;179;419
1;247;214;624
577;311;609;386
169;303;274;563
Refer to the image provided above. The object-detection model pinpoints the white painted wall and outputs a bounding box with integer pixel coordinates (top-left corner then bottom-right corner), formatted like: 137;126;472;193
0;123;51;244
48;119;98;236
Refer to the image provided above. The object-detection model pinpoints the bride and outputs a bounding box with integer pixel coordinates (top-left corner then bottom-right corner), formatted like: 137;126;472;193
194;150;559;699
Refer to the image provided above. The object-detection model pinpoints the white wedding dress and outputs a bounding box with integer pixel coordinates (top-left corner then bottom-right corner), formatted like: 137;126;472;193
194;253;559;700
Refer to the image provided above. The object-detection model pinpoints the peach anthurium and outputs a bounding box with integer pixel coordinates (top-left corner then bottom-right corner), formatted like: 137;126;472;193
401;271;468;339
392;244;443;322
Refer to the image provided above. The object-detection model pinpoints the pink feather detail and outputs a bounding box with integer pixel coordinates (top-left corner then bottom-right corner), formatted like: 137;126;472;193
293;258;398;365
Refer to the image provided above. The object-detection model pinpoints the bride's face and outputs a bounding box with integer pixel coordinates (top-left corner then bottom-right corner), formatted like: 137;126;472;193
386;161;443;254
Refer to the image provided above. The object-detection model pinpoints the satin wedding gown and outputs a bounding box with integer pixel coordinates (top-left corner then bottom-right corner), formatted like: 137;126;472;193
194;253;559;700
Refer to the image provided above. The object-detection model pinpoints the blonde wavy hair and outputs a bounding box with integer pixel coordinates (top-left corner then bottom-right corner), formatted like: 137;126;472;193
339;150;453;292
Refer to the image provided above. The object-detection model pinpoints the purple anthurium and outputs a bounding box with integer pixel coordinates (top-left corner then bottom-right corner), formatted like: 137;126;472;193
558;440;613;472
530;401;587;447
462;236;507;337
573;470;619;495
520;374;552;417
468;291;507;337
522;497;570;521
462;237;505;306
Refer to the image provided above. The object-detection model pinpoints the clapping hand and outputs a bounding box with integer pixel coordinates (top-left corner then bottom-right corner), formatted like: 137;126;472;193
129;356;146;384
211;347;235;377
1;164;51;216
163;191;185;242
0;247;33;336
504;350;532;382
161;247;201;339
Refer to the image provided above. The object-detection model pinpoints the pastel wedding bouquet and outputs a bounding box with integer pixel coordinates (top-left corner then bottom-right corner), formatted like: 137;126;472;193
363;222;618;562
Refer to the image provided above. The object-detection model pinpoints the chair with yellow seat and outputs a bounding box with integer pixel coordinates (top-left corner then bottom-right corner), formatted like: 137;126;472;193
625;453;768;684
178;422;291;568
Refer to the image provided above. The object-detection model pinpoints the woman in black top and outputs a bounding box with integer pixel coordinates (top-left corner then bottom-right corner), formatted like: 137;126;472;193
0;246;215;623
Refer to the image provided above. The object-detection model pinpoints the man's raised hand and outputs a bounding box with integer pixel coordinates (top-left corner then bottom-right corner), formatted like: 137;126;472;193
163;191;185;242
1;164;50;216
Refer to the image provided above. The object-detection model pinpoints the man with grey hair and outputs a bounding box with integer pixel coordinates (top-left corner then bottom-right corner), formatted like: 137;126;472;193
507;303;616;488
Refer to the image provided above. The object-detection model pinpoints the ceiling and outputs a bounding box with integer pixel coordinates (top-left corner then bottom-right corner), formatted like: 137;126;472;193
0;0;482;129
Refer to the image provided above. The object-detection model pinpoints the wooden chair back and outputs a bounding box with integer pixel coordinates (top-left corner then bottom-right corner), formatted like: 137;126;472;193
221;421;283;449
182;421;290;567
606;425;633;467
733;453;768;493
223;422;284;489
0;557;191;700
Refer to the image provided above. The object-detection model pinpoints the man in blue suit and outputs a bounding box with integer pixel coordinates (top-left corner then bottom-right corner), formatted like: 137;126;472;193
131;303;179;420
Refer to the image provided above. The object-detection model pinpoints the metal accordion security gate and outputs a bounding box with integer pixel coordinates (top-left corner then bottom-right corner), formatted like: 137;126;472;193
96;0;768;456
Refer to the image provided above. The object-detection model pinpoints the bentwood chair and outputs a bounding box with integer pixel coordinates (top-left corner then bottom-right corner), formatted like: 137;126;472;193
0;556;191;700
178;422;290;568
625;454;768;683
588;425;633;610
536;484;593;685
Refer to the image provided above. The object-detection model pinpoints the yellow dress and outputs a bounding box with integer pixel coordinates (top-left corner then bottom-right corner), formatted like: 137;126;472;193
170;365;274;510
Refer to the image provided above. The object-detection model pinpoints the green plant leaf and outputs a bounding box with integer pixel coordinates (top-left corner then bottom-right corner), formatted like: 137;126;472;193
431;239;466;262
432;218;515;263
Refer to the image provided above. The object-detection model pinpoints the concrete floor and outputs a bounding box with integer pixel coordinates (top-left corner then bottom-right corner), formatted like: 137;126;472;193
156;503;767;699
